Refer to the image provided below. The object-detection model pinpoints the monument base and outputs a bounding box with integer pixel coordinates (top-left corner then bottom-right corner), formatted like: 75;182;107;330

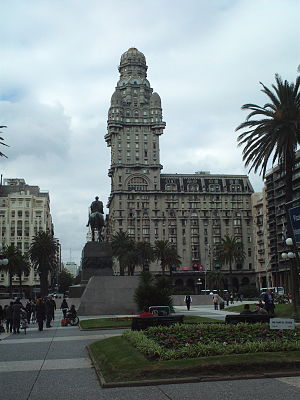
81;241;113;283
77;276;139;315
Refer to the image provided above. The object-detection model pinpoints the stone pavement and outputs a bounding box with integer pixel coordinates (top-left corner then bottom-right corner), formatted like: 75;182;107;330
1;308;300;400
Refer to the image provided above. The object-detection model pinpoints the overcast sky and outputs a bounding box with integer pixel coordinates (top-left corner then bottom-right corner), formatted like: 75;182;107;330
1;0;299;266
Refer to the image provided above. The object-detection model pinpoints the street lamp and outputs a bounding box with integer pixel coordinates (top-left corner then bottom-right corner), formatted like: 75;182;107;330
281;237;299;319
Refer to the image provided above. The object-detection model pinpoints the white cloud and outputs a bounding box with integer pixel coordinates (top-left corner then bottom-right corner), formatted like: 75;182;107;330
1;0;299;264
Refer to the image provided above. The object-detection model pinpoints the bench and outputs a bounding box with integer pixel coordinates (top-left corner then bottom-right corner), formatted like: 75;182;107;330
225;314;271;325
131;315;184;331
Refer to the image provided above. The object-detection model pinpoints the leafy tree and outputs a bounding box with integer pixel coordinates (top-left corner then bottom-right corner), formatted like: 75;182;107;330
134;271;173;311
58;269;74;293
73;272;81;285
2;245;28;297
29;231;58;297
0;125;8;158
207;270;225;292
136;241;154;272
236;74;300;204
111;231;135;276
154;240;181;275
216;236;245;292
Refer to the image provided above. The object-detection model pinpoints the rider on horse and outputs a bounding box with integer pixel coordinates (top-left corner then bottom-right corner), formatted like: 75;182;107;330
87;197;105;241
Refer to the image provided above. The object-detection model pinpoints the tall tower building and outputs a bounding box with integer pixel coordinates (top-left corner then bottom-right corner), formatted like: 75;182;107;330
106;48;255;291
105;47;165;200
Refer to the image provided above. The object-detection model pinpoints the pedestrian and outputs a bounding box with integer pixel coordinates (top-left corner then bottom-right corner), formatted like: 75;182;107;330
36;298;46;331
4;302;13;333
12;298;24;334
60;298;69;318
229;292;234;304
263;289;275;315
224;292;230;306
49;296;56;320
45;297;53;328
0;305;3;325
25;299;32;324
184;295;192;311
219;296;225;310
212;293;219;310
31;299;36;323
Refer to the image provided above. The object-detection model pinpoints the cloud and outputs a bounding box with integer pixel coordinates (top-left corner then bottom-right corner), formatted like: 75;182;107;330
1;0;299;264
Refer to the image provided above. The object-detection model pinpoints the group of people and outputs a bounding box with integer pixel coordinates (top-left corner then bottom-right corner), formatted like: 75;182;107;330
240;289;275;316
0;296;77;333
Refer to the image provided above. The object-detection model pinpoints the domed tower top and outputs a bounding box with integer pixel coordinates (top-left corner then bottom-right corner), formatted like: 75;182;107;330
119;47;148;79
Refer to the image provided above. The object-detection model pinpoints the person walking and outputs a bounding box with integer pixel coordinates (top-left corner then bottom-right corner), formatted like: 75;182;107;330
45;297;53;328
49;296;56;321
36;298;46;331
25;300;32;324
212;293;220;310
4;302;13;333
60;298;69;318
12;299;24;334
184;295;192;311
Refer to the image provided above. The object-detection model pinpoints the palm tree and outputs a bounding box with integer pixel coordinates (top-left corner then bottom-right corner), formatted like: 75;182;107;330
207;270;225;292
16;253;31;296
216;235;245;292
236;74;300;204
111;231;135;276
136;241;154;272
29;231;58;297
154;240;181;275
0;125;8;158
2;245;21;297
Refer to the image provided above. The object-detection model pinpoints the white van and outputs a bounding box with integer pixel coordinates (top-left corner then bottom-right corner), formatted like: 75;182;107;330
260;287;284;295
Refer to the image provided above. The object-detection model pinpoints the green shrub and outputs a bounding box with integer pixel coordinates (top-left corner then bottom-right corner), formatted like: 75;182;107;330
134;272;173;312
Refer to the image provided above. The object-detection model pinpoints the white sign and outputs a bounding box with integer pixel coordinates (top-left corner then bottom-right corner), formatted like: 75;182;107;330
270;318;295;330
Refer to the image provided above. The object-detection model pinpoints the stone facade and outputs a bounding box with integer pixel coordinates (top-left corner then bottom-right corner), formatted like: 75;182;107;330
105;48;255;290
0;178;57;296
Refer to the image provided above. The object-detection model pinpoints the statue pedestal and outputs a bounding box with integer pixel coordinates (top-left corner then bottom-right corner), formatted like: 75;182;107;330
81;241;113;283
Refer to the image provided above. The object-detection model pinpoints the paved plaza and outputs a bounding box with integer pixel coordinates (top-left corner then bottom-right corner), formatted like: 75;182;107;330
0;305;300;399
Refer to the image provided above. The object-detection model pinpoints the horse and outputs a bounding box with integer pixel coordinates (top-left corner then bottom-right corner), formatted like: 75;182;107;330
87;212;105;242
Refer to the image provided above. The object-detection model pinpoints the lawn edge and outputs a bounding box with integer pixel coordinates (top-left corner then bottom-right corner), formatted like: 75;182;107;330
87;338;300;388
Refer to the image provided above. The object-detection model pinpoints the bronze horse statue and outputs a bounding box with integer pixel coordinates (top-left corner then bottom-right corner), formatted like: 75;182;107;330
87;212;105;242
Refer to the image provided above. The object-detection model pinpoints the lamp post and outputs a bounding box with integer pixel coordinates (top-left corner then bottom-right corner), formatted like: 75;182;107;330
281;237;299;319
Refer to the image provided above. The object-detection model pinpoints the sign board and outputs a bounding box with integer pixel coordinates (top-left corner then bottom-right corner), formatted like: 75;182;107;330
270;318;295;330
288;206;300;245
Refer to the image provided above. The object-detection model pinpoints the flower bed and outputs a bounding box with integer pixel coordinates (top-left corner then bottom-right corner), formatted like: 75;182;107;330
123;323;300;360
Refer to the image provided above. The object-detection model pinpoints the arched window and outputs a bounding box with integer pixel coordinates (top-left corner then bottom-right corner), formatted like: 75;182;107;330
128;177;148;192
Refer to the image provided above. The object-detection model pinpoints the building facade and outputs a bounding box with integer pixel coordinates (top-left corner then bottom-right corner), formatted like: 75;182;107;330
264;152;300;292
0;178;56;296
65;261;78;278
252;190;272;290
105;48;255;290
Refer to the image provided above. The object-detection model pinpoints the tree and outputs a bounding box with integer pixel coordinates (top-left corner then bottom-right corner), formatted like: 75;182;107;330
134;271;173;311
58;269;74;293
236;74;300;204
136;241;154;272
207;270;225;292
0;125;8;158
153;240;181;275
29;231;58;297
111;231;135;276
14;252;30;296
216;236;245;292
2;245;27;297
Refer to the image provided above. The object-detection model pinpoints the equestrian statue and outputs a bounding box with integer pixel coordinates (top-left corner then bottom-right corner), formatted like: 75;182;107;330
86;196;105;242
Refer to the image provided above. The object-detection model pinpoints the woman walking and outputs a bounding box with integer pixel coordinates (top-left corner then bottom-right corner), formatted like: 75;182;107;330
36;298;46;331
60;298;69;318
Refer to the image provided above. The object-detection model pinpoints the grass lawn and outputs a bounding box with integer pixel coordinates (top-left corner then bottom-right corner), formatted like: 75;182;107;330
88;336;300;383
80;315;220;330
226;303;296;318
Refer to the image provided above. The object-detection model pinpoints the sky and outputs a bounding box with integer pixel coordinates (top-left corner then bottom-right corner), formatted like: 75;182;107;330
1;0;300;266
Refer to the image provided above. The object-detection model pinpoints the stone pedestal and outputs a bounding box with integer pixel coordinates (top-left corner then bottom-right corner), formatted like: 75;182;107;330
81;241;113;283
77;276;139;315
